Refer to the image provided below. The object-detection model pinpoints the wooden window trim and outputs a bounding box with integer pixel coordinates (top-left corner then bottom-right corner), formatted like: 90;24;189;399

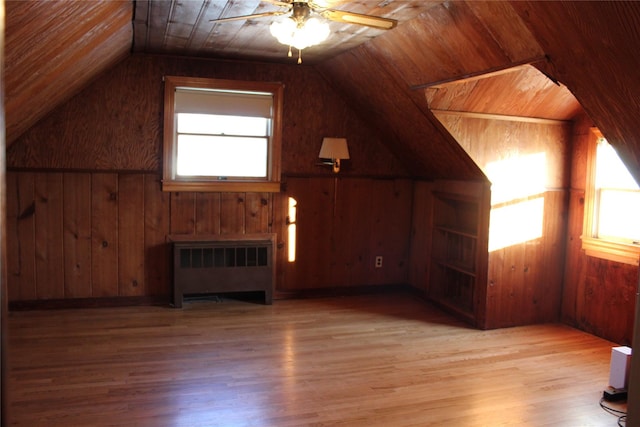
581;128;640;266
162;76;284;193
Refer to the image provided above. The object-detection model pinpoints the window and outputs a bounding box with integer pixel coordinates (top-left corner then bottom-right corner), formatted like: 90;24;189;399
582;128;640;265
162;76;284;192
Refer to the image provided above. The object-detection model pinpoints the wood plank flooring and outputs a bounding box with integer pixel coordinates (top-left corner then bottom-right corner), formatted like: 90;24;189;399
7;292;627;426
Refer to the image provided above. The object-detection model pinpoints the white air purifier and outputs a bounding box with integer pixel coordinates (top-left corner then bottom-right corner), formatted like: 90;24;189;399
609;346;632;390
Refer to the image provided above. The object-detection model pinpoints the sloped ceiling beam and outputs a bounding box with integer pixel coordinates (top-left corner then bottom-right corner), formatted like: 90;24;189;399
508;1;640;185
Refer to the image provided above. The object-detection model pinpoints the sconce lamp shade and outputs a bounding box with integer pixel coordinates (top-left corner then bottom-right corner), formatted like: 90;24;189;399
319;138;349;160
319;137;349;173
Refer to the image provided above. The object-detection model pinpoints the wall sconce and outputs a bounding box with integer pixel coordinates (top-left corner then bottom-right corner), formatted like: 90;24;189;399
318;137;349;173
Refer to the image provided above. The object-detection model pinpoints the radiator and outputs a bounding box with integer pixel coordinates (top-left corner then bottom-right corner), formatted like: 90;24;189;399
172;235;275;307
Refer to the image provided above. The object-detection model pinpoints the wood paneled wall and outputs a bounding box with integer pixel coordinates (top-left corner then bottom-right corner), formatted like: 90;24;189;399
7;171;413;302
435;113;571;329
562;114;638;345
7;54;409;177
1;7;6;419
408;181;434;293
6;171;274;301
485;189;568;328
6;55;413;304
276;177;412;292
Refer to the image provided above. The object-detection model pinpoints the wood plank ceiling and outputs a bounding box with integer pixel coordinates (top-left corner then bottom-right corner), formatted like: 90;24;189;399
133;0;442;63
5;0;133;146
426;65;582;121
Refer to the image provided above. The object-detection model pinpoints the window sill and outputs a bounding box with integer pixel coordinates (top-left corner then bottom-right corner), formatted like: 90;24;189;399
582;236;640;266
162;180;281;193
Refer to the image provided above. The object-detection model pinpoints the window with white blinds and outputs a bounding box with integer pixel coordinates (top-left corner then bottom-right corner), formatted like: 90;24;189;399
162;76;284;192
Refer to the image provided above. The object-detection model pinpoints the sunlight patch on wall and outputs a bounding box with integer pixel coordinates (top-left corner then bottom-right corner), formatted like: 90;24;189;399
485;152;546;205
489;196;544;252
288;197;297;262
485;153;547;252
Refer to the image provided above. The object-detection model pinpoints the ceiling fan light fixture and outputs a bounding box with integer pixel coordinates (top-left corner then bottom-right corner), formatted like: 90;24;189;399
211;0;397;63
270;16;329;60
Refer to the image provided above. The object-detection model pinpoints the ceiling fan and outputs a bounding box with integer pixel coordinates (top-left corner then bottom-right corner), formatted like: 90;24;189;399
211;1;398;63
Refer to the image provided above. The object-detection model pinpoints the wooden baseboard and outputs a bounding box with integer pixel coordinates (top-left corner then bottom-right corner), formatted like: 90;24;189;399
9;296;170;311
8;285;424;311
274;283;418;300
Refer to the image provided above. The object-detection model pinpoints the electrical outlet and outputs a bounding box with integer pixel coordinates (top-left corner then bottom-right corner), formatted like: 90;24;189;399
375;256;383;268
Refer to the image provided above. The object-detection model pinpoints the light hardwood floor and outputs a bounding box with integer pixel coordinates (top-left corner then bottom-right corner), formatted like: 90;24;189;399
7;291;627;426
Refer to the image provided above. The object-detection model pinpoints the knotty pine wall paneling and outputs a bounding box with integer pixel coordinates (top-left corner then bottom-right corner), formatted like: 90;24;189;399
220;193;246;235
143;175;170;297
7;170;279;303
561;115;591;329
331;178;371;287
538;190;569;321
484;190;567;328
277;177;334;291
7;171;414;303
169;192;196;236
34;173;64;300
408;181;434;292
168;192;273;237
62;173;92;298
6;172;36;301
195;192;221;235
6;55;411;304
278;177;412;292
245;193;271;235
91;173;118;297
272;189;287;293
366;179;413;286
435;114;571;328
331;177;413;287
118;174;145;297
8;55;409;178
562;189;587;325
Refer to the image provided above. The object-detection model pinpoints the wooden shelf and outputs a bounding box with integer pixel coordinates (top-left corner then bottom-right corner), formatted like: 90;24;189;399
434;225;477;239
429;187;483;325
432;259;476;277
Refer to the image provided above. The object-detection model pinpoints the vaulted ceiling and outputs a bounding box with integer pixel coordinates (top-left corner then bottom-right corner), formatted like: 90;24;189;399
6;0;640;182
132;1;441;64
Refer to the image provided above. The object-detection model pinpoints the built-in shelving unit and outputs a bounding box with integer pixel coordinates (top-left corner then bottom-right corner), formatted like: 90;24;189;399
429;186;488;325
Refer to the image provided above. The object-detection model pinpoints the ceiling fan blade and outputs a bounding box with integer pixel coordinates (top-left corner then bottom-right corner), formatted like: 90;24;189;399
263;0;293;6
211;11;288;24
321;9;397;30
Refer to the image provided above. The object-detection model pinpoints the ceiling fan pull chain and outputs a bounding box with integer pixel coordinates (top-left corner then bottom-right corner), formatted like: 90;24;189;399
298;49;302;64
288;45;292;57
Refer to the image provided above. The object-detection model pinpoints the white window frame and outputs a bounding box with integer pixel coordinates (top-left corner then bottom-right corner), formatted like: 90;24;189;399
162;76;284;192
582;128;640;265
